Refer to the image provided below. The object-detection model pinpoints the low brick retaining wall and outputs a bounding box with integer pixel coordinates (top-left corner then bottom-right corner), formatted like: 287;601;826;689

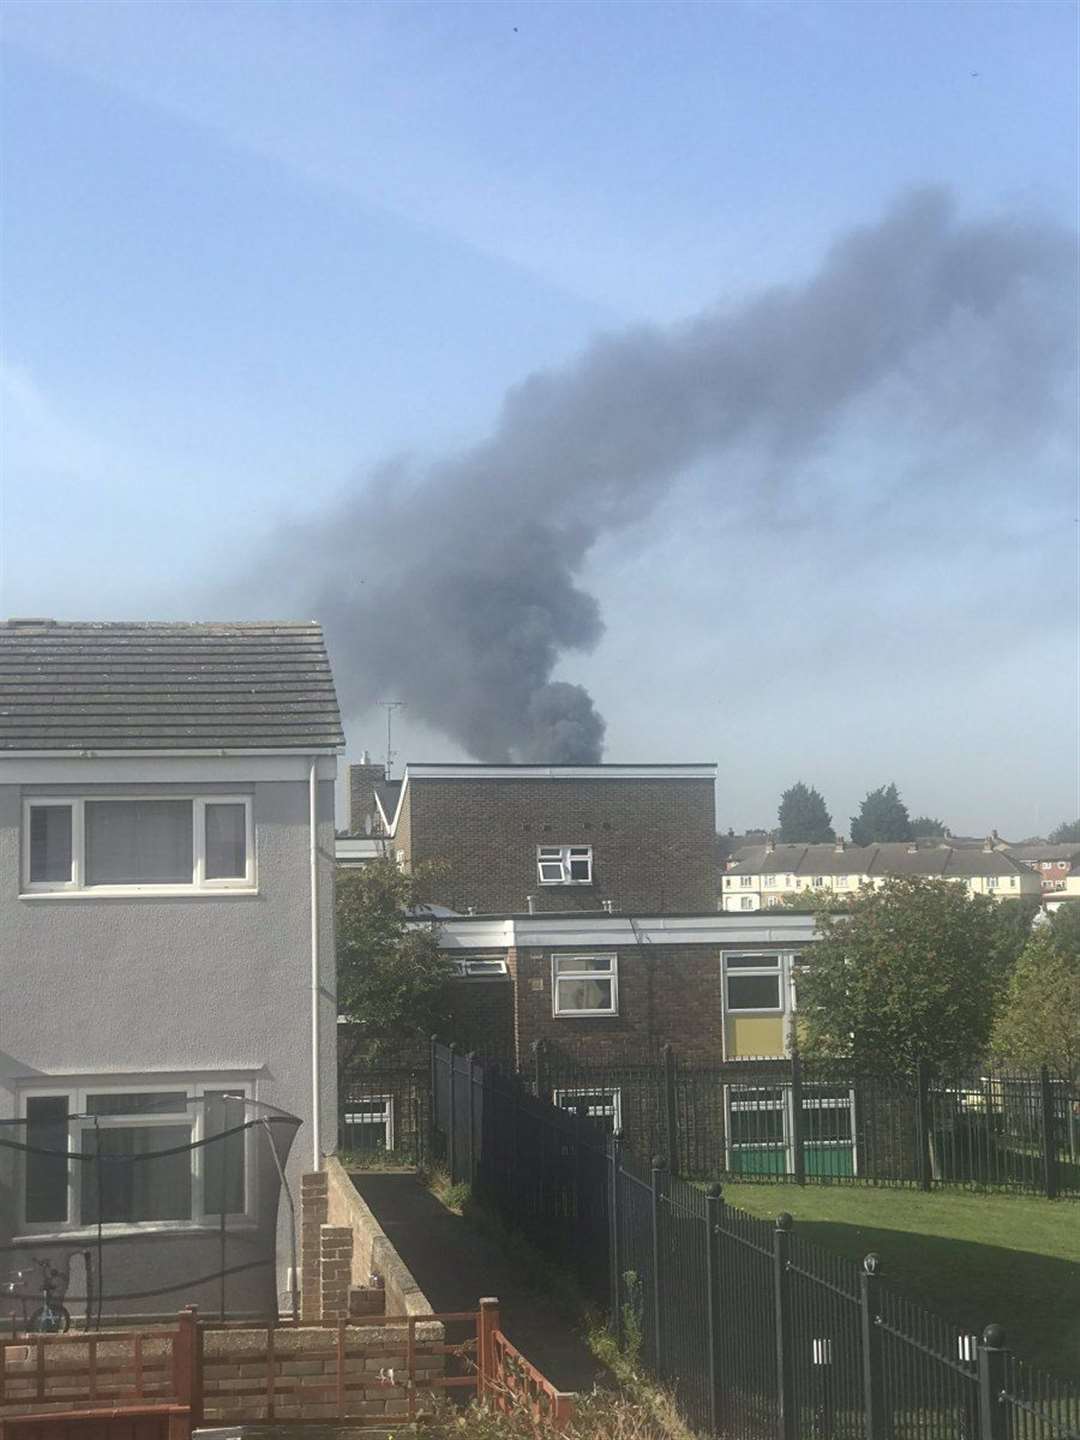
302;1159;431;1322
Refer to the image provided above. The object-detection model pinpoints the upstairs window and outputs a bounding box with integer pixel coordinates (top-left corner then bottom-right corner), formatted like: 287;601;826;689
552;954;617;1016
23;797;253;893
725;952;783;1012
537;845;593;885
739;875;753;888
449;958;510;978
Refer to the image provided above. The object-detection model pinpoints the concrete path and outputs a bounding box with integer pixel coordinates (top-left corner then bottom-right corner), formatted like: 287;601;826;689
350;1172;610;1396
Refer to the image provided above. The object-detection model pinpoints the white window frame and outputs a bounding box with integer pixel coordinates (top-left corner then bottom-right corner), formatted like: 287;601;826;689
800;1086;858;1173
724;952;784;1013
739;875;753;888
450;957;510;979
21;796;255;896
553;1087;622;1132
537;845;593;886
16;1079;256;1237
342;1095;395;1153
740;896;755;911
552;953;618;1017
986;876;998;891
812;876;825;888
725;1084;790;1164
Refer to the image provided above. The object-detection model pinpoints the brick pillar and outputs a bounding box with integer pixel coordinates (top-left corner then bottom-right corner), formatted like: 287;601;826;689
300;1171;328;1321
319;1225;354;1321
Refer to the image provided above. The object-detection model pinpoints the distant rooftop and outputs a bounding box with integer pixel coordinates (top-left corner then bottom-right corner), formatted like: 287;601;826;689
726;840;1032;879
0;619;344;752
402;762;717;780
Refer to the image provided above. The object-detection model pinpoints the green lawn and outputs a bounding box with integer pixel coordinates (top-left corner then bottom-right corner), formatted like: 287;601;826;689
721;1183;1080;1379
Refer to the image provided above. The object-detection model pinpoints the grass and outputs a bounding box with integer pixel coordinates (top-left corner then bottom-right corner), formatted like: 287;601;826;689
721;1182;1080;1379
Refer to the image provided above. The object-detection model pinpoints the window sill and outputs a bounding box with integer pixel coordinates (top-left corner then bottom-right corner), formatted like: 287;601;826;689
13;1220;258;1244
554;1011;620;1019
19;887;259;901
537;881;594;887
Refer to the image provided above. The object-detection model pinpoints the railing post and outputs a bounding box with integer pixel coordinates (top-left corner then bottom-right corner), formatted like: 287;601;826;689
609;1130;624;1345
790;1049;806;1186
773;1213;796;1440
447;1042;457;1184
429;1034;439;1163
662;1044;679;1176
532;1039;547;1099
859;1255;885;1440
977;1324;1007;1440
1039;1065;1059;1200
179;1306;202;1425
915;1059;932;1192
467;1052;477;1186
650;1156;667;1377
705;1184;725;1436
572;1108;586;1274
478;1296;500;1403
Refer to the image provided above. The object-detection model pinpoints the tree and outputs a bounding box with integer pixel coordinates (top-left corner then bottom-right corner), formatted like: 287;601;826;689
1048;819;1080;844
850;782;914;846
910;815;949;838
777;782;834;843
337;857;453;1076
797;877;1002;1074
991;927;1080;1082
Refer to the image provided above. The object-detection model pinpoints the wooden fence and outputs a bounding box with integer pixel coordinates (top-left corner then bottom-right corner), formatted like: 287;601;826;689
0;1301;573;1437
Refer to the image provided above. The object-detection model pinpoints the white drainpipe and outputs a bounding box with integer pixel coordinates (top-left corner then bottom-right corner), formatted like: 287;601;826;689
309;756;322;1170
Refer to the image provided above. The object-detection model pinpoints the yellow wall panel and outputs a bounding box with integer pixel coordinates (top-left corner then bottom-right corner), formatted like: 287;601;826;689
728;1015;786;1058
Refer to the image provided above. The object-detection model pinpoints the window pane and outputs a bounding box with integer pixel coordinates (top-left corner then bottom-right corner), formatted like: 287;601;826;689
557;977;613;1011
29;807;73;883
568;858;591;880
727;974;780;1009
81;1125;192;1223
730;1107;786;1145
726;954;779;969
86;801;193;885
555;956;612;974
205;804;247;879
25;1097;69;1224
204;1092;246;1215
539;862;564;881
87;1092;187;1116
803;1104;853;1142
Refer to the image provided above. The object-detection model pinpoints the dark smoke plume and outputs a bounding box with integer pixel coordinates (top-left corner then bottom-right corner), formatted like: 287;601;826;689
271;189;1075;761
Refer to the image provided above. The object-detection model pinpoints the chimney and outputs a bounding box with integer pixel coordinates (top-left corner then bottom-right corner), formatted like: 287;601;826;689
349;758;387;836
835;836;845;853
765;834;775;854
983;835;994;853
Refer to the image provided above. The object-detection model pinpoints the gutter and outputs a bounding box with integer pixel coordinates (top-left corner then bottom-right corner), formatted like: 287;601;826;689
309;757;322;1170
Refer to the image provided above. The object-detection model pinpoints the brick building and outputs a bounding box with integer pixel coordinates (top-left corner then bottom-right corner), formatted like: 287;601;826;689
340;760;813;1071
348;762;719;914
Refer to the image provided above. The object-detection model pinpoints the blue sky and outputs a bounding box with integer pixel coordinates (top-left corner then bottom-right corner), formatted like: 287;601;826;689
1;0;1077;837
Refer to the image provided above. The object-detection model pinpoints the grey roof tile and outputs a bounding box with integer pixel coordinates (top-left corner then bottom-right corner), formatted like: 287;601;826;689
0;620;344;752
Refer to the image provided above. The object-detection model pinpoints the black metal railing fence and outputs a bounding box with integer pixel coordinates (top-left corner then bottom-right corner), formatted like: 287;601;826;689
429;1041;1080;1440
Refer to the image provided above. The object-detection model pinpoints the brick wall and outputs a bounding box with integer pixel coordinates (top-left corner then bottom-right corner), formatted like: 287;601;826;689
348;764;387;836
446;975;515;1062
444;943;727;1066
308;1160;432;1320
401;776;716;914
